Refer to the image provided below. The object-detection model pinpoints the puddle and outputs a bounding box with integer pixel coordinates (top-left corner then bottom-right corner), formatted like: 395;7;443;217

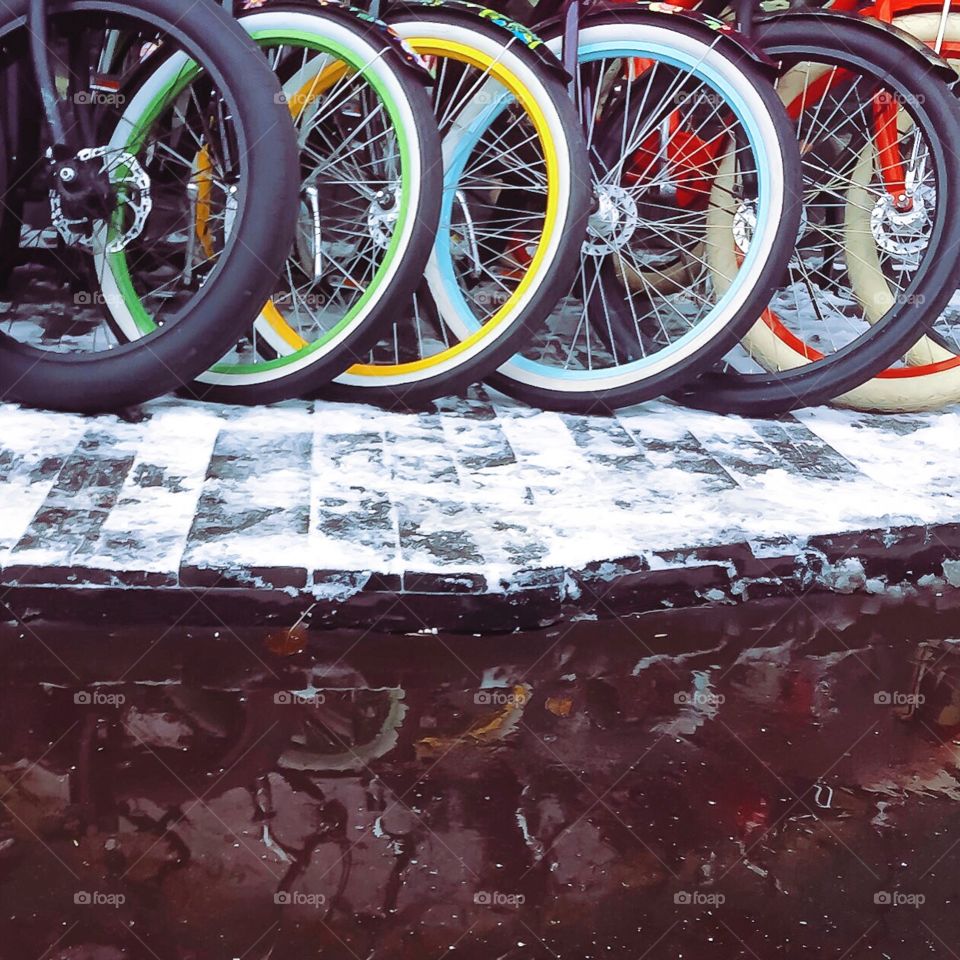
1;593;959;957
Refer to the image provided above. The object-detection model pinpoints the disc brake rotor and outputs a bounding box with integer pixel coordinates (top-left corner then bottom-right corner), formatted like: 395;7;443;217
870;184;934;259
49;146;152;253
583;183;639;257
367;187;400;250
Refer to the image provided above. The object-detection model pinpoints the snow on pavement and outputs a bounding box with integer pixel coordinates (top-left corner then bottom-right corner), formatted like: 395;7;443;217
0;389;957;595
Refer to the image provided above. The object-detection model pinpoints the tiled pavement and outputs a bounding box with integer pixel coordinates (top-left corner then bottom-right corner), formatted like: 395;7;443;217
2;388;960;629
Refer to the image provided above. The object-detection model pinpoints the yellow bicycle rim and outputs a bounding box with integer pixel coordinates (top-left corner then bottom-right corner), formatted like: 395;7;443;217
348;37;561;378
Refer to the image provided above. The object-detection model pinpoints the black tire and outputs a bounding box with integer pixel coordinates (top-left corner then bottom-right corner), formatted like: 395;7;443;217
484;9;803;414
675;13;960;416
0;0;299;413
320;5;592;410
0;64;25;286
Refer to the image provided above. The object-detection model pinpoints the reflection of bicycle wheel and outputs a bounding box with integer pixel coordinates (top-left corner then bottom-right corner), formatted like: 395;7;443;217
0;0;298;412
323;6;591;408
680;14;960;415
280;687;408;772
66;683;408;796
488;10;801;413
103;7;442;404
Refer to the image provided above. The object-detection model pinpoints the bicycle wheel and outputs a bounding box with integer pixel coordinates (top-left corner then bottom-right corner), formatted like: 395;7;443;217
486;8;802;413
168;6;441;404
826;10;960;413
322;3;591;408
676;13;960;416
0;0;299;412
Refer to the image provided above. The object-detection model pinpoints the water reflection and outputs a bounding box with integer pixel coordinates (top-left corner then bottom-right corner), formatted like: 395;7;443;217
2;593;960;958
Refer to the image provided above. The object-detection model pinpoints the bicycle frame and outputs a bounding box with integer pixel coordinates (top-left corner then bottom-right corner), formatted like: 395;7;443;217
663;0;952;207
532;0;761;205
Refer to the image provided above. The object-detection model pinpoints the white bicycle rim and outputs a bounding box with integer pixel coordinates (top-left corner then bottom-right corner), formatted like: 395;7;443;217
492;21;788;395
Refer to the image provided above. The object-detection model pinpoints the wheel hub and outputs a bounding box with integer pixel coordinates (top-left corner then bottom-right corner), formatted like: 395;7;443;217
367;187;400;250
49;146;151;253
733;200;757;255
734;199;808;266
871;186;933;257
583;184;639;256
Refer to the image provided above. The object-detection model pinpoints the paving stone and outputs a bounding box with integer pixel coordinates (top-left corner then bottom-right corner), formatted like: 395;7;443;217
4;419;142;577
0;397;957;624
311;405;401;581
181;410;313;589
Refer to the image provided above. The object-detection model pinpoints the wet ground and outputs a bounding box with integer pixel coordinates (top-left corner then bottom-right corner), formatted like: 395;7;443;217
2;591;960;959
